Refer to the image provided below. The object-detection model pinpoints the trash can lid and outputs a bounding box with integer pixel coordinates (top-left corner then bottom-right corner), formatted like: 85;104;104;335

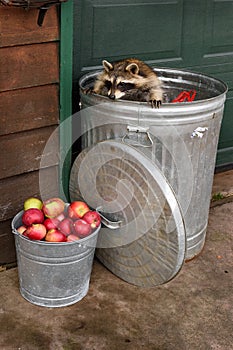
69;140;186;287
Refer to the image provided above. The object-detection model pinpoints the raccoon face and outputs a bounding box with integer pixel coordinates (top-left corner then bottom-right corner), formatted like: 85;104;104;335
102;60;139;100
104;78;135;100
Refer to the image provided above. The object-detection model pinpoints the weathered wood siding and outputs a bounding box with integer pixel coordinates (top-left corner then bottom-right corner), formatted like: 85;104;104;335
0;6;60;265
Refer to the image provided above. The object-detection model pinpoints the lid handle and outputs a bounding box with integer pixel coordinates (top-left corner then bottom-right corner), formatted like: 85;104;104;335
96;206;122;229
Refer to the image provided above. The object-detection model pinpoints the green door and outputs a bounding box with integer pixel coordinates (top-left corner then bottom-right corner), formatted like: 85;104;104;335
73;0;233;167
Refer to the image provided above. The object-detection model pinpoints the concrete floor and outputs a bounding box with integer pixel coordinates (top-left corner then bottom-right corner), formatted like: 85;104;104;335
0;171;232;350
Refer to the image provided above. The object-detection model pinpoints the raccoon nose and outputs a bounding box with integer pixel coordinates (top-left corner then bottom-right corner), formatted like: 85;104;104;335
109;94;115;100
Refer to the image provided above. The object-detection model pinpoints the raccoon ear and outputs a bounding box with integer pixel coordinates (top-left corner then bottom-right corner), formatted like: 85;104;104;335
125;63;139;75
102;60;113;72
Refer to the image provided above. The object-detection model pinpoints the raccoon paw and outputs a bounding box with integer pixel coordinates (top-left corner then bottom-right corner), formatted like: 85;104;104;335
150;99;162;108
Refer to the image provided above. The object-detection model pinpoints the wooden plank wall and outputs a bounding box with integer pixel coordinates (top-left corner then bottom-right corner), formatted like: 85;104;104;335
0;6;60;266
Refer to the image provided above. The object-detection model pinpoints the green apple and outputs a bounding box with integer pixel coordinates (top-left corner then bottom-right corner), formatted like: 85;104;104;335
24;197;43;211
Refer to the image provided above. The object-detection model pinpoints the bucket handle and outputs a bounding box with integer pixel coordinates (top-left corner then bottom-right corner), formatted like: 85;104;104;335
122;126;153;148
12;227;19;236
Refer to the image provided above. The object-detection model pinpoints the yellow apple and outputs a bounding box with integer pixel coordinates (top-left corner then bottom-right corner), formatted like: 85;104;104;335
24;197;43;211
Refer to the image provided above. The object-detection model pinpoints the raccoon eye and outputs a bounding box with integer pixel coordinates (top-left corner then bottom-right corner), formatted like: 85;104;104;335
118;82;126;87
104;80;111;89
118;82;134;91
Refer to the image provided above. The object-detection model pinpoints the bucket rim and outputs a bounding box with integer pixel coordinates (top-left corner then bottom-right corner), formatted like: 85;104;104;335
11;209;101;247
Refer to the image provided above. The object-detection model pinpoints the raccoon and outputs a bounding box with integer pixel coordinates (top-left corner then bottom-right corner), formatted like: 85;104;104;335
88;58;163;108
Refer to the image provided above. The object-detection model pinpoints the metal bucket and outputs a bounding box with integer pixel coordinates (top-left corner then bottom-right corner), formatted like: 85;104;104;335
11;209;100;307
78;68;227;262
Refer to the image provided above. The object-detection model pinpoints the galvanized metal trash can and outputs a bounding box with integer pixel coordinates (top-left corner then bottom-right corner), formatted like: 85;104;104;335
12;209;100;307
69;67;227;287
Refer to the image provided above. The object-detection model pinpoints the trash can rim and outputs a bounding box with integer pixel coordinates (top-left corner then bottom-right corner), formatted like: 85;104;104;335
79;66;228;108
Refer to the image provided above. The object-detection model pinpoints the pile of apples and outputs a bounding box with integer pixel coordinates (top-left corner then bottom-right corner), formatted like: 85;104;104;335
16;197;101;242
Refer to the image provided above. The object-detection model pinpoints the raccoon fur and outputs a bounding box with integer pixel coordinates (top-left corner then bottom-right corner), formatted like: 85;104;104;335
88;58;163;108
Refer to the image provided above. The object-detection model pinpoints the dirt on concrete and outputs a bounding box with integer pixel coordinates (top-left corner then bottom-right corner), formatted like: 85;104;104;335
0;172;232;350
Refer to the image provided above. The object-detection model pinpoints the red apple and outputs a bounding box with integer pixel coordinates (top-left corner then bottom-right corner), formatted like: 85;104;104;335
22;208;44;226
43;218;60;231
17;225;27;235
83;211;101;229
25;224;47;241
68;201;90;219
45;229;67;242
73;219;91;238
58;218;73;236
67;234;80;242
42;198;65;218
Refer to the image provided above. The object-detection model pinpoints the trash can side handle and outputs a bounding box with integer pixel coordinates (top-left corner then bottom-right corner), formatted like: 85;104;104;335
191;127;208;139
122;125;153;148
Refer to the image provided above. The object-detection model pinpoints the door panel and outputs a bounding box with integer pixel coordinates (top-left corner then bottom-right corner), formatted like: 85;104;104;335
91;1;184;60
204;0;233;55
199;0;233;86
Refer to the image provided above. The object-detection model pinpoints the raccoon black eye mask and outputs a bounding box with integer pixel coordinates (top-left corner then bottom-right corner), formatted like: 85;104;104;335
118;82;135;91
85;58;163;108
104;80;134;91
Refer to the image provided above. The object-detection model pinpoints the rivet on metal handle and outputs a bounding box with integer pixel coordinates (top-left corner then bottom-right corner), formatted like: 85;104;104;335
122;125;153;148
191;127;208;139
